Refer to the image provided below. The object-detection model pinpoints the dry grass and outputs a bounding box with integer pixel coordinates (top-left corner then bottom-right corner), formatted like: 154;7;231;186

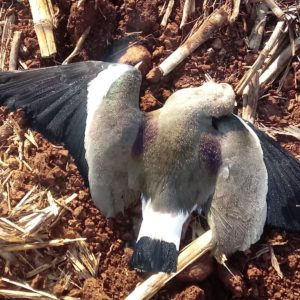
0;113;96;298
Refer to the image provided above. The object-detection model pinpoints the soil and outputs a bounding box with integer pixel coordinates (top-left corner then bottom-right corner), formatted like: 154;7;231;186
0;0;299;299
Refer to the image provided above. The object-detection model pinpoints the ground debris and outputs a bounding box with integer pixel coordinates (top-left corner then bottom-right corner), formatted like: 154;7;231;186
0;0;299;299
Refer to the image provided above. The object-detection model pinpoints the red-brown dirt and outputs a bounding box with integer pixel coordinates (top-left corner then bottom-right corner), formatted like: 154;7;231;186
0;0;299;299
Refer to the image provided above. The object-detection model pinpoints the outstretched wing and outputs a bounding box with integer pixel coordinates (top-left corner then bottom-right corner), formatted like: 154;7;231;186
206;115;268;261
250;125;300;231
0;61;143;217
0;61;112;181
83;63;143;216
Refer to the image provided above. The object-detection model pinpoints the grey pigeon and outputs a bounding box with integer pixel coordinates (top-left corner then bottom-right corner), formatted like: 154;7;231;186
0;61;299;273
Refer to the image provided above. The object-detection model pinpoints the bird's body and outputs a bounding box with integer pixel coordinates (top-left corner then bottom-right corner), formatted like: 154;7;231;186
0;61;299;274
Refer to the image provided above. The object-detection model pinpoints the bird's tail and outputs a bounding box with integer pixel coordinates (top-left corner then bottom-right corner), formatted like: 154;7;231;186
131;196;188;273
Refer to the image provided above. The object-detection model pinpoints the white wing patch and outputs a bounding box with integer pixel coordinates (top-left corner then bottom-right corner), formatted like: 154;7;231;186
85;64;131;135
234;115;263;152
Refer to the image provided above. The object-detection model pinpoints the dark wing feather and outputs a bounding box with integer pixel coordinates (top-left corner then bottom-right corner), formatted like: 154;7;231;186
251;126;300;231
0;61;111;182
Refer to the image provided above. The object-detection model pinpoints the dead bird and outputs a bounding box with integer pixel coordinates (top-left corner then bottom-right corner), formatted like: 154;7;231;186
0;61;299;273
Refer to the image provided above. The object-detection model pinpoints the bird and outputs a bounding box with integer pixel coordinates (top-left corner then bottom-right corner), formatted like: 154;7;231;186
0;61;299;274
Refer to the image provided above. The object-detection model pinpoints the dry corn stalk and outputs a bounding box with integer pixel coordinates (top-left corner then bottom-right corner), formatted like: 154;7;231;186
2;238;85;252
180;0;195;29
242;72;259;123
29;0;56;57
235;20;286;95
147;5;230;82
230;0;241;23
269;246;283;278
265;0;286;20
67;240;100;279
0;14;15;70
9;31;22;70
0;277;79;299
161;0;175;26
259;36;300;87
62;26;91;65
248;2;268;52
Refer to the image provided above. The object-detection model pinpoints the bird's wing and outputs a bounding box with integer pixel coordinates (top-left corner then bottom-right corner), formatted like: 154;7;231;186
0;61;143;217
208;115;300;262
0;61;111;181
249;125;300;231
206;115;268;261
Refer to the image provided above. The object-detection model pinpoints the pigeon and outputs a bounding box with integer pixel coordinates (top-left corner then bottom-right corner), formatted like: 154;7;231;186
0;61;299;274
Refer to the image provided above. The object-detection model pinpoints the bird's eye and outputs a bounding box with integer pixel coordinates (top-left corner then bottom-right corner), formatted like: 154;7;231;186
212;117;218;130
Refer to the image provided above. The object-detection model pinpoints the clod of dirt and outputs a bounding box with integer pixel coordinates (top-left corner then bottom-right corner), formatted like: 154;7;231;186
152;46;164;59
211;38;223;51
124;0;159;33
176;253;214;283
217;264;246;298
67;0;116;60
140;89;161;111
287;253;300;270
82;278;110;300
247;265;263;282
292;106;300;120
282;73;294;92
52;283;65;297
172;285;205;300
0;124;13;141
73;205;87;219
160;22;181;50
31;274;44;289
118;44;152;75
244;53;258;65
146;66;163;83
